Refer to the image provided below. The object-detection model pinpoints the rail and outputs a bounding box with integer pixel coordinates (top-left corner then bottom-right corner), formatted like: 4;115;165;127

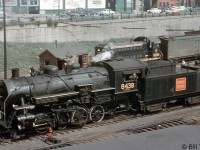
29;117;199;150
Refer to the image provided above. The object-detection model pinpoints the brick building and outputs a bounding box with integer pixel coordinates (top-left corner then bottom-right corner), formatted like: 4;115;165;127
151;0;196;8
39;48;92;71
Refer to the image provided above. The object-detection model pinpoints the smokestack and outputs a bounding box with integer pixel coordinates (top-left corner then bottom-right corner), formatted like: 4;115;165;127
11;68;19;78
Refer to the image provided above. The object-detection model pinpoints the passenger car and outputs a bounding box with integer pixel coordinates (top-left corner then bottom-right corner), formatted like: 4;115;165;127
97;9;115;16
147;8;162;14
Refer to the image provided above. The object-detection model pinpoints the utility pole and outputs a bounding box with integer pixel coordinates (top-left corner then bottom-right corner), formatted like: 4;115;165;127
3;0;7;79
131;0;133;12
27;0;29;14
58;0;60;21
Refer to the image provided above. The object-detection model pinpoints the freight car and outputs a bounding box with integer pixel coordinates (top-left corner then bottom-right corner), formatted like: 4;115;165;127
159;34;200;60
0;58;200;138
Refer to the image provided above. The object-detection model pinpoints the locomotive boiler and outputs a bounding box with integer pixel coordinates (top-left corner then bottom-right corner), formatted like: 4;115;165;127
0;58;200;138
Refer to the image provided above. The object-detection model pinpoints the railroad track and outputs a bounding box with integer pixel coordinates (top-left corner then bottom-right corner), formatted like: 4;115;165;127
30;117;200;150
124;117;198;134
1;103;200;150
59;104;194;135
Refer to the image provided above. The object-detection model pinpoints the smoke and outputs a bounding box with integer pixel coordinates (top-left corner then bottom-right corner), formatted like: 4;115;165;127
104;42;114;49
92;51;113;63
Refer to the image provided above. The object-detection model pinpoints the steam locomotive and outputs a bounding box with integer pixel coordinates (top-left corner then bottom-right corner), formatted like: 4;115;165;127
0;57;200;138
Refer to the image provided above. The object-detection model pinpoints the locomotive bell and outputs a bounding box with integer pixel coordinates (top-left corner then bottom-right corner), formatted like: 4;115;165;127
11;68;19;78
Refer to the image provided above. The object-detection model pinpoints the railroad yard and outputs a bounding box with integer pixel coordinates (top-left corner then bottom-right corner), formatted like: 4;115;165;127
0;11;200;150
0;35;200;150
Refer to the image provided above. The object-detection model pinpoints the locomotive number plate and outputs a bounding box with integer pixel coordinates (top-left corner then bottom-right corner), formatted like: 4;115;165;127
121;82;134;90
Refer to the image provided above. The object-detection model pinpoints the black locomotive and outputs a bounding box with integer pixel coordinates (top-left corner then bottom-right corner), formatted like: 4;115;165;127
0;57;200;138
94;36;162;61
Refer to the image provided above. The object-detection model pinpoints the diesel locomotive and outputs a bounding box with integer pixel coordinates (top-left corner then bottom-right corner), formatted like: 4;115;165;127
0;57;200;138
94;36;162;61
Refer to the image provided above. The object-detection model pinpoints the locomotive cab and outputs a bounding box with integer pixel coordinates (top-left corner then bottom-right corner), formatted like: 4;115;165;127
102;59;147;111
102;59;146;93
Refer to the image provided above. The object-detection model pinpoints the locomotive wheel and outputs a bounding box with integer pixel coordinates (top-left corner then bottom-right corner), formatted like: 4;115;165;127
89;105;105;122
71;108;88;126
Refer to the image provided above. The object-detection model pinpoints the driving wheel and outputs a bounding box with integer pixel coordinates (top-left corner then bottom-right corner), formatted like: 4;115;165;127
71;107;88;126
89;105;105;122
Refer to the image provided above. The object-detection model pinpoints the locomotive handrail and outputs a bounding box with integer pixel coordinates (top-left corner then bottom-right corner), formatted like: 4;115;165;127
32;91;79;100
115;89;138;94
91;87;115;93
13;105;35;110
94;70;108;76
58;77;73;91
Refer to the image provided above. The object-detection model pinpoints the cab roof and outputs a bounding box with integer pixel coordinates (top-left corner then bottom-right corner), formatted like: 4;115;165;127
102;59;147;72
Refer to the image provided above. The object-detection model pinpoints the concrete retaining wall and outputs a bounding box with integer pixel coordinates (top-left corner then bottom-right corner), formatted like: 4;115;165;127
1;15;200;43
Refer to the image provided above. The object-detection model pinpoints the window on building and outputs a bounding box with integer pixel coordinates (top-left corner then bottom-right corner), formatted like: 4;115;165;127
21;0;38;6
30;0;38;5
159;2;162;7
163;2;166;7
21;0;28;5
45;61;50;65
